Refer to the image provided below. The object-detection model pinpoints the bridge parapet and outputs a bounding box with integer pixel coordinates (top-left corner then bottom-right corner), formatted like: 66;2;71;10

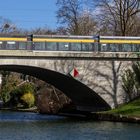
0;50;140;60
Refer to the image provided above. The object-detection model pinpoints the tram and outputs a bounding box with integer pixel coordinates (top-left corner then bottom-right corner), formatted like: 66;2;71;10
0;34;139;52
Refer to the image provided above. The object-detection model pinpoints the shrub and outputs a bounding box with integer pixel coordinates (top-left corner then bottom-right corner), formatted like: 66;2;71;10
20;83;35;94
21;92;35;108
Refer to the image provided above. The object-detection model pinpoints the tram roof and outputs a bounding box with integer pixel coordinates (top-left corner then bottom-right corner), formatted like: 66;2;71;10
0;34;139;40
100;36;140;40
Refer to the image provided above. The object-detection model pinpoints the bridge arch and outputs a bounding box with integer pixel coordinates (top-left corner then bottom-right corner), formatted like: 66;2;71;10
0;64;110;112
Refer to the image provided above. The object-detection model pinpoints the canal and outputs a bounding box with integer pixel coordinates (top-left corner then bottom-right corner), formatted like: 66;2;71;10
0;111;140;140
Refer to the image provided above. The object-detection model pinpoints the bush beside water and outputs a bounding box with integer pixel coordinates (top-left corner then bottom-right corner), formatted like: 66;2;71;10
1;82;36;109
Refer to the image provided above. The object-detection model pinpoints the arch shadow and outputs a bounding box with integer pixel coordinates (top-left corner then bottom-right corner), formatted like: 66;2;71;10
0;65;111;112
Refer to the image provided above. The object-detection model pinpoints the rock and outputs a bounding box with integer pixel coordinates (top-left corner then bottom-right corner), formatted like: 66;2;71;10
36;84;72;114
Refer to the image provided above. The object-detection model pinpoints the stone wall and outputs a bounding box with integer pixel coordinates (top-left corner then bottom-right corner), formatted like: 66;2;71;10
44;59;133;108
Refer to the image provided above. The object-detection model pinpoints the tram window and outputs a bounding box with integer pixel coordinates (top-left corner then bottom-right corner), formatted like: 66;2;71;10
108;44;120;52
0;42;3;49
6;41;16;50
26;42;32;50
131;44;136;52
19;42;27;50
82;43;93;51
100;44;107;51
70;43;81;51
34;42;46;50
121;44;132;52
105;44;112;52
58;42;69;51
133;44;140;52
102;43;139;52
46;42;58;51
116;44;122;52
115;44;134;52
94;43;99;51
100;44;111;52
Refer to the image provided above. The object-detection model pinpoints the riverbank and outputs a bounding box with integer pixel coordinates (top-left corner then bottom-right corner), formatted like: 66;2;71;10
89;97;140;123
0;107;38;113
89;113;140;123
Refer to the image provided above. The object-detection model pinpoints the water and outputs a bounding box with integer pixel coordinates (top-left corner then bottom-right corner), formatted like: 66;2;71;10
0;111;140;140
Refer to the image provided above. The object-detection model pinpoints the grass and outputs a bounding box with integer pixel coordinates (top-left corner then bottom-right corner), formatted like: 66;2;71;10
107;98;140;117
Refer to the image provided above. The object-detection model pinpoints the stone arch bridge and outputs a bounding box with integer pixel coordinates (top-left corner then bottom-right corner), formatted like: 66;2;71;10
0;50;138;111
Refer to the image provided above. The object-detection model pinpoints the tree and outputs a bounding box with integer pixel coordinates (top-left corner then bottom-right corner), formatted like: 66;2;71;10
56;0;82;34
0;71;20;103
122;62;140;101
97;0;140;36
0;17;19;34
122;69;135;100
56;0;97;35
3;82;36;108
132;62;140;87
76;11;97;35
56;27;68;35
132;15;140;35
30;27;57;35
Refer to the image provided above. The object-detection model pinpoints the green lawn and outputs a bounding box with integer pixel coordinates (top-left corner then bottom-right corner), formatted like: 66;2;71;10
107;98;140;117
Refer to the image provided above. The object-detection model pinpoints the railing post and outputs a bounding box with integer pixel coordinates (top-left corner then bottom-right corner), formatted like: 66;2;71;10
27;34;33;50
93;35;100;52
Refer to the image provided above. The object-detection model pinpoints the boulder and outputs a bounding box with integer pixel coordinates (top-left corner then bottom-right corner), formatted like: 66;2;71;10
36;85;72;114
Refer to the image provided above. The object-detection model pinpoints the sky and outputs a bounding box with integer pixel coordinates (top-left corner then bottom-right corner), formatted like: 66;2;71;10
0;0;58;30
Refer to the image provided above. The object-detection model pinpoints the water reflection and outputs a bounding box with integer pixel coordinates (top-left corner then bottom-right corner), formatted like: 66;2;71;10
0;111;140;140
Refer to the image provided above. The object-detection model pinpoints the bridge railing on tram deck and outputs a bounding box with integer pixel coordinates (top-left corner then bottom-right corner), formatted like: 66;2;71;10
0;35;139;52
